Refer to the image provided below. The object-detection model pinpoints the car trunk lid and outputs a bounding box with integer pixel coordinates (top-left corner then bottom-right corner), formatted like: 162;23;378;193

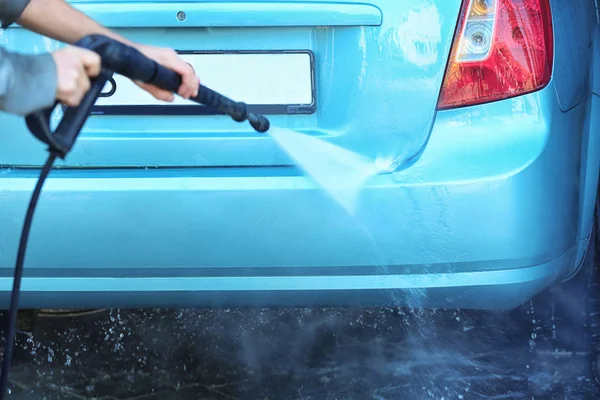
0;0;462;169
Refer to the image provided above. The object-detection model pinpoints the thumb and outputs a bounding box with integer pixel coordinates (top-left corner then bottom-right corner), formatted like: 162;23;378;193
73;48;101;77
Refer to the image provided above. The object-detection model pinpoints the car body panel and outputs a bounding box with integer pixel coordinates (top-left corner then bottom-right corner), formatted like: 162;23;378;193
551;0;596;111
573;22;600;274
0;82;590;310
0;0;462;170
0;256;572;310
69;1;384;27
0;0;598;310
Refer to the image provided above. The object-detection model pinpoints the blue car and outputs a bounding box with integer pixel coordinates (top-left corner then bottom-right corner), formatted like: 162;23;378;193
0;0;598;310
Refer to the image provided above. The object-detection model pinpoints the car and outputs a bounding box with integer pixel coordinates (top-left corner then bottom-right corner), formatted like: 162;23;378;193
0;0;598;311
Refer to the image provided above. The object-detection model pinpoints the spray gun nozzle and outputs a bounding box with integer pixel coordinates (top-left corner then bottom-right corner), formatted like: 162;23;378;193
248;113;270;133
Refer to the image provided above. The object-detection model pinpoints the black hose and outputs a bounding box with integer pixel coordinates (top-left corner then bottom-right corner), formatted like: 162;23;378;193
0;153;57;399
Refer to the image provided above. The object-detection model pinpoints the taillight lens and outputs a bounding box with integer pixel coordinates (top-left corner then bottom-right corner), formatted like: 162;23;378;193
437;0;553;109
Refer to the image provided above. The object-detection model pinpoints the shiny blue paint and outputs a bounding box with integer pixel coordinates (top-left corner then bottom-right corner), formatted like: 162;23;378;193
0;258;571;309
61;2;383;28
0;81;592;310
550;0;596;112
0;0;598;310
573;23;600;275
0;0;462;169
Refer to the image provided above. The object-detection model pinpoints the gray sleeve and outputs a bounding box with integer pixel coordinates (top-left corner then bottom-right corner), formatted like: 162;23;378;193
0;0;32;28
0;48;57;115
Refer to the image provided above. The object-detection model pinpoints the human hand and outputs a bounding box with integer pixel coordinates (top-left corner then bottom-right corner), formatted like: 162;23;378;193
134;45;200;102
52;47;101;107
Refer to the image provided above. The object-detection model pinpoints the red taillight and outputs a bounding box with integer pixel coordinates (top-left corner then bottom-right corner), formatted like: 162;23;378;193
437;0;553;109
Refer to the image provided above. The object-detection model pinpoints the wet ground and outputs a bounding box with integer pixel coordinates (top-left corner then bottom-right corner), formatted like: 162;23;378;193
2;271;599;400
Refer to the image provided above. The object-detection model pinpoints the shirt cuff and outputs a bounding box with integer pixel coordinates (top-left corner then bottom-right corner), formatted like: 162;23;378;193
0;0;32;28
0;50;57;116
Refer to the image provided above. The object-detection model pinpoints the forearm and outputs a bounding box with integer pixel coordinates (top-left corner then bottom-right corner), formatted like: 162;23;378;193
16;0;136;47
0;48;57;115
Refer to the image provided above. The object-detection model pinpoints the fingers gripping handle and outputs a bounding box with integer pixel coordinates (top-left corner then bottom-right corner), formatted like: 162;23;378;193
77;34;270;132
25;70;112;158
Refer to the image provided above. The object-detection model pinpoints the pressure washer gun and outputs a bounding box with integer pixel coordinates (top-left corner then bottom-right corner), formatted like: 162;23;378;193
26;34;270;159
0;34;271;400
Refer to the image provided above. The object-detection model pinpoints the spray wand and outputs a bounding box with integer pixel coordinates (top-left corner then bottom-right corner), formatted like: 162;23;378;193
0;34;270;399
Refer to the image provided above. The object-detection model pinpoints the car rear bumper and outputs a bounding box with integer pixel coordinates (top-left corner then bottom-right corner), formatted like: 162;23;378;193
0;84;585;310
0;251;574;310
